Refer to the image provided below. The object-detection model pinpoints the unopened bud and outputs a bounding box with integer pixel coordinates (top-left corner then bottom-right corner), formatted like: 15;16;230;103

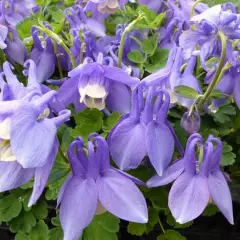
181;111;200;134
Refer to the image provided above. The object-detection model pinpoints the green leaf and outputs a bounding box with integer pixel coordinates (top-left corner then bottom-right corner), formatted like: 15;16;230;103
29;221;49;240
46;175;68;201
0;194;22;222
83;212;120;240
221;142;236;166
141;35;158;55
146;188;168;210
128;50;145;64
157;230;186;240
17;18;37;39
202;204;219;216
213;104;236;124
32;201;48;220
51;216;61;227
166;213;193;229
127;222;145;236
145;48;169;73
71;108;103;141
15;231;30;240
145;208;159;233
48;227;63;240
174;85;199;99
10;211;36;233
103;112;121;132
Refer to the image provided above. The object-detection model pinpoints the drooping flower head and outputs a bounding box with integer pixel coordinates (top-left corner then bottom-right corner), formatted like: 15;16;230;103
57;53;139;114
108;84;183;175
180;4;240;67
142;47;201;108
58;134;148;240
0;0;37;26
4;26;27;65
147;133;233;224
65;5;106;37
0;59;70;206
30;26;56;83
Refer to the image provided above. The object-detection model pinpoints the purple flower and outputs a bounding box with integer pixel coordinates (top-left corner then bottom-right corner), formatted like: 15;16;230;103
139;0;163;13
0;0;36;26
30;26;56;83
65;5;106;37
0;24;8;49
57;53;139;114
0;60;71;206
205;66;240;109
142;47;201;108
4;27;27;65
108;85;181;175
181;111;200;134
159;18;184;50
58;134;148;240
147;133;233;224
179;4;240;66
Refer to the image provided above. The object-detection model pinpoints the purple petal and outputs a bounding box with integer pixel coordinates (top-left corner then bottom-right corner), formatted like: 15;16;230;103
179;30;200;59
59;177;98;240
147;159;184;187
106;82;131;115
208;171;233;224
11;103;57;168
28;139;58;207
109;117;147;170
0;161;34;192
57;76;79;109
112;167;146;186
97;169;148;223
103;66;140;86
146;121;174;176
169;173;209;224
85;18;106;37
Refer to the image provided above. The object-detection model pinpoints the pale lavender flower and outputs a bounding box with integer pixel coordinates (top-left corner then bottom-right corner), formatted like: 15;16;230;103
58;134;148;240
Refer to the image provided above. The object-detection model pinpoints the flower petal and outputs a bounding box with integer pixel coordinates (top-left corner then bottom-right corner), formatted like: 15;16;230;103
109;117;146;170
0;161;34;192
11;103;57;168
208;171;233;224
59;177;98;240
97;169;148;223
147;159;184;187
28;139;58;207
103;66;140;86
146;121;174;176
106;82;131;115
169;173;209;224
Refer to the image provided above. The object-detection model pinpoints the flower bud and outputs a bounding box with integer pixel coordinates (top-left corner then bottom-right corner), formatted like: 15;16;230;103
181;111;200;134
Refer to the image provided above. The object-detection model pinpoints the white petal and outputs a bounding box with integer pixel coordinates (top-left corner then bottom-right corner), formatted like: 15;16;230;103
0;140;16;162
0;117;11;140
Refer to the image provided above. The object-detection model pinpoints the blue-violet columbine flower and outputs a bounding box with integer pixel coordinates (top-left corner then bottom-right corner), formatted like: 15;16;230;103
0;59;70;206
147;133;233;224
57;53;139;114
108;85;183;175
58;134;148;240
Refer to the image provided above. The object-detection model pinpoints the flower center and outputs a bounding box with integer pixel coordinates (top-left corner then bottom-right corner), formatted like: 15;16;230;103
0;140;16;162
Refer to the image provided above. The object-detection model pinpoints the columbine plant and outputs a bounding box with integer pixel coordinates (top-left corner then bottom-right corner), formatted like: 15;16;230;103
0;0;238;239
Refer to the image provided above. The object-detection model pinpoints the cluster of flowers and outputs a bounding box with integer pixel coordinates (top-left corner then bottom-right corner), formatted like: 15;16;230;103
0;0;238;239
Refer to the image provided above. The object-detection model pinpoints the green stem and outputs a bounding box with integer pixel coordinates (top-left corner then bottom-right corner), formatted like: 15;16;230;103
117;16;143;68
53;42;64;79
197;31;228;110
158;216;165;234
35;25;77;69
190;0;202;18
